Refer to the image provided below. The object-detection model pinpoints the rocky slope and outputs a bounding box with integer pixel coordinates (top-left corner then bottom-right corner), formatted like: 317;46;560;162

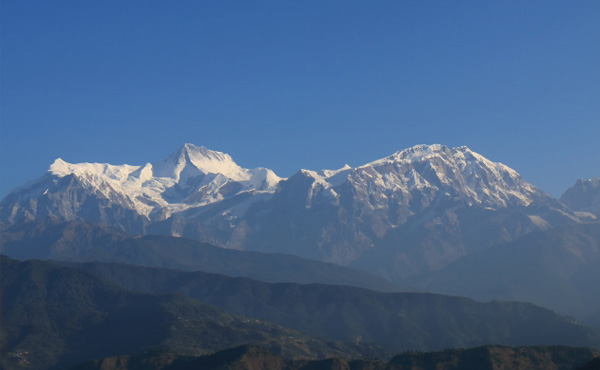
239;145;581;279
561;178;600;217
0;144;281;235
0;144;584;279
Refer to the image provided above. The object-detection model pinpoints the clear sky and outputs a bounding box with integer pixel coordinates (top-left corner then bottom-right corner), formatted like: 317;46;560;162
1;1;599;198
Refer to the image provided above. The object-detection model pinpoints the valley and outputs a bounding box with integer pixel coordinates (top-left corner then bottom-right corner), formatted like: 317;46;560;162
1;143;599;369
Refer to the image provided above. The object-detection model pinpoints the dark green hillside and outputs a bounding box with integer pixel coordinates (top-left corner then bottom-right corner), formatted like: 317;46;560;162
66;259;600;352
389;346;600;370
0;218;403;291
0;256;383;370
576;357;600;370
70;345;600;370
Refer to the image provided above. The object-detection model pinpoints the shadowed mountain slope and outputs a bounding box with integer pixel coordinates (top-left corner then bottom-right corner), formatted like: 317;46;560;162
407;222;600;325
0;256;383;370
561;178;600;217
70;344;600;370
0;218;403;291
0;144;584;280
60;258;600;352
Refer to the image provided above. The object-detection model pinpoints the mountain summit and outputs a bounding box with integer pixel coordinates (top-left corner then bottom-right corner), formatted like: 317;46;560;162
235;144;580;278
366;144;537;208
0;144;583;280
1;144;282;228
154;143;252;181
302;144;542;211
560;177;600;217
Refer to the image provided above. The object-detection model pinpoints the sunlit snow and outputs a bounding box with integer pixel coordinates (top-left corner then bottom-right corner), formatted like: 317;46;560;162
47;144;283;219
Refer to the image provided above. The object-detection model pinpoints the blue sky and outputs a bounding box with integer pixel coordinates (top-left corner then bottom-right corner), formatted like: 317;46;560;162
1;1;599;198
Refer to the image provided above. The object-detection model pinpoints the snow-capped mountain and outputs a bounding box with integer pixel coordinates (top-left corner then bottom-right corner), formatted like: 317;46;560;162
236;144;579;278
0;144;582;280
289;144;546;214
0;144;282;234
560;177;600;217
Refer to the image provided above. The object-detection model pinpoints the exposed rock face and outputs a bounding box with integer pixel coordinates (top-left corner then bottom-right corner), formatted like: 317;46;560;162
239;145;579;279
0;144;582;280
561;177;600;217
0;144;282;237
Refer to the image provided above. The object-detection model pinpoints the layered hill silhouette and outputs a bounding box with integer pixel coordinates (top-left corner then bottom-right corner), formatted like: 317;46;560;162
59;258;600;352
4;217;600;327
0;256;382;370
15;254;600;369
2;143;599;369
71;344;600;370
0;218;402;292
408;221;600;325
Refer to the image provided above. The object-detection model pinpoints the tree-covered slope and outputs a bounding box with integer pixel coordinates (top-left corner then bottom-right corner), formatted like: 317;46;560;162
70;345;600;370
64;259;600;352
0;256;382;370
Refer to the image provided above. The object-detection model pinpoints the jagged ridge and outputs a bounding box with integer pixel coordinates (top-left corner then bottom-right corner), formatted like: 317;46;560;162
0;144;585;279
1;144;282;224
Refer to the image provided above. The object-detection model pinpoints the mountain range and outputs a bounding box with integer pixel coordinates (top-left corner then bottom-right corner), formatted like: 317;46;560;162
4;255;600;370
1;143;593;281
55;258;600;352
3;217;600;326
560;178;600;218
2;143;600;369
407;221;600;325
0;255;382;369
0;218;402;292
71;344;600;370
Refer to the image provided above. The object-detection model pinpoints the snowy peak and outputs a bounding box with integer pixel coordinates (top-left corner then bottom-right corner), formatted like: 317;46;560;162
1;142;583;273
560;177;600;217
282;144;544;210
379;143;451;163
153;143;248;182
356;144;542;208
370;144;490;166
318;164;353;182
39;144;545;213
49;158;70;175
33;144;284;221
49;158;140;182
247;167;284;189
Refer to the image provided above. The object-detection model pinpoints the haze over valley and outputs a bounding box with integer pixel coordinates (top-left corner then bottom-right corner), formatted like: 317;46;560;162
2;1;599;369
1;143;599;369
